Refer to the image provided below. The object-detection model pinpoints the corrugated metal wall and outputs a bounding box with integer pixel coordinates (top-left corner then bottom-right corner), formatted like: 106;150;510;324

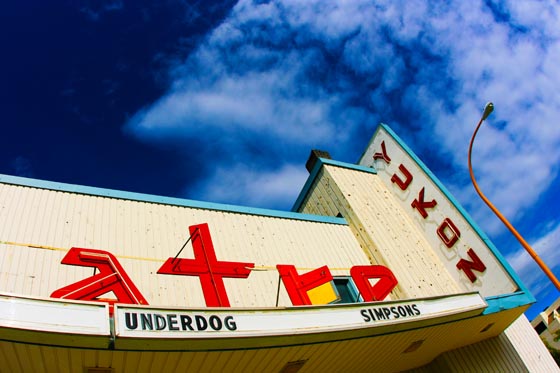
411;315;559;373
0;183;370;308
0;310;523;373
505;315;559;371
298;165;460;299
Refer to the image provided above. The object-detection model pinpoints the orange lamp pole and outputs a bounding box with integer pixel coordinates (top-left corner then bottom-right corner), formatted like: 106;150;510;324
468;102;560;290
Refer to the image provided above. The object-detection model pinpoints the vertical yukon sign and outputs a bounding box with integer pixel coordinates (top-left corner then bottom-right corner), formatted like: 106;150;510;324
358;124;518;297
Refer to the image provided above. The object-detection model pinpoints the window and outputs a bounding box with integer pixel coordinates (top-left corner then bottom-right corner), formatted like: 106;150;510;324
535;321;547;335
333;277;362;304
549;312;556;325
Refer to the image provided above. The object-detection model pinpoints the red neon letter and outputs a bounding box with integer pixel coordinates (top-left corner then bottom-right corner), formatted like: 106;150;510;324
456;249;487;283
391;164;413;190
157;223;254;307
276;265;334;306
437;218;461;248
373;141;392;164
411;187;437;218
350;265;398;302
51;248;148;306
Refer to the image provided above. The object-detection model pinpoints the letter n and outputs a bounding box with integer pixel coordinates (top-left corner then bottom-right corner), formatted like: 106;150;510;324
456;249;487;283
51;247;148;307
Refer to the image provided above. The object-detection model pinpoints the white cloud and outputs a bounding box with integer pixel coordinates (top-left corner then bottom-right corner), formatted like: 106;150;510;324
188;163;309;209
128;70;337;143
507;220;560;297
125;0;560;230
80;0;124;21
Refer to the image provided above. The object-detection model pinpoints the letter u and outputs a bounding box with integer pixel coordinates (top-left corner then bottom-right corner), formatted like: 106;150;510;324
125;312;138;330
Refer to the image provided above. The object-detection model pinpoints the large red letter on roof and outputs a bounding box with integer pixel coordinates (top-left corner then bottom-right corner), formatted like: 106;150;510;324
51;247;148;306
158;223;254;307
277;265;336;306
350;265;398;301
411;187;437;218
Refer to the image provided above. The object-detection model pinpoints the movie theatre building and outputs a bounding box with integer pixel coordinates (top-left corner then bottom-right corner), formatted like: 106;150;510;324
0;125;556;372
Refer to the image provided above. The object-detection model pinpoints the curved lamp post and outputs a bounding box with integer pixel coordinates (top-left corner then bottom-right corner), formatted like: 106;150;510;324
468;102;560;290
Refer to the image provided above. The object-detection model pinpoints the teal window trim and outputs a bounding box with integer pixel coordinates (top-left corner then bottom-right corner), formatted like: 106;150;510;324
333;276;363;304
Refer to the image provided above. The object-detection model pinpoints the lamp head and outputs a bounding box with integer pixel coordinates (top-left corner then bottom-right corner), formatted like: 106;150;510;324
482;102;494;121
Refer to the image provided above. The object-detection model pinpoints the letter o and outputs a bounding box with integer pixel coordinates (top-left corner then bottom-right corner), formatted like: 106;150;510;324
209;315;222;331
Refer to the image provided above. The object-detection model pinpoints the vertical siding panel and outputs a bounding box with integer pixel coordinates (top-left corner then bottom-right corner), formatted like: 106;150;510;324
309;340;352;372
505;315;559;372
112;351;128;373
40;344;59;373
6;245;22;293
172;351;197;372
206;351;237;373
4;186;23;241
185;352;211;372
154;352;175;373
258;346;303;373
274;345;316;372
0;342;23;372
136;351;156;373
53;345;71;373
326;166;460;298
224;348;260;373
122;351;142;373
159;352;181;372
68;348;84;373
82;349;98;371
96;350;113;369
13;344;35;373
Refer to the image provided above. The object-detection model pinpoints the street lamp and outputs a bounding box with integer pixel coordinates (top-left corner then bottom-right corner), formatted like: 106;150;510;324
468;102;560;290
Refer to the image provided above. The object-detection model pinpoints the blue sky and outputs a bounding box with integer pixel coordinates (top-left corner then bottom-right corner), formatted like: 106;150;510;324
1;0;559;319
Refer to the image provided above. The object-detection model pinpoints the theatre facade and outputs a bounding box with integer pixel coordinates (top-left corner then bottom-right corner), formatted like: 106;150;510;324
0;124;556;372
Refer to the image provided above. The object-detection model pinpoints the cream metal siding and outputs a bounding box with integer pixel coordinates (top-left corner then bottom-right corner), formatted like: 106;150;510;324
504;315;559;372
409;314;559;373
298;164;460;299
0;183;369;308
0;309;525;373
359;125;518;296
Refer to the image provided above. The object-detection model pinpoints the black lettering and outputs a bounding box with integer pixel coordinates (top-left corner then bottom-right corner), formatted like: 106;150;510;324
224;316;237;331
195;315;208;331
412;304;421;315
209;315;222;330
368;309;375;321
125;312;138;330
361;309;371;322
168;314;179;331
391;306;400;319
180;315;193;331
404;305;415;316
374;309;386;320
155;314;166;330
383;308;391;319
398;306;407;317
141;313;153;330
